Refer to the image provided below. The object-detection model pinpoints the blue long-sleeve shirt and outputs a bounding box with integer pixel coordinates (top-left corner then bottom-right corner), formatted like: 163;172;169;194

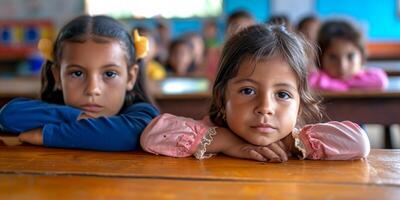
0;98;159;151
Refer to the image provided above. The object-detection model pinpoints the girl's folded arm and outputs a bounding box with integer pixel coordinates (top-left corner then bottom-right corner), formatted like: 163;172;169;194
140;113;287;162
346;68;388;90
42;103;159;151
294;121;370;160
140;113;216;158
0;98;81;133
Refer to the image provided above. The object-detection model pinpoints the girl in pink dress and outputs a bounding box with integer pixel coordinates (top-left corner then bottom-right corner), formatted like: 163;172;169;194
141;24;370;162
309;20;388;91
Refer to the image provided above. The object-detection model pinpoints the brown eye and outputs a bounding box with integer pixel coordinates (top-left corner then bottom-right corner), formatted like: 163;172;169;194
276;91;291;100
71;71;83;78
104;71;117;78
240;88;255;95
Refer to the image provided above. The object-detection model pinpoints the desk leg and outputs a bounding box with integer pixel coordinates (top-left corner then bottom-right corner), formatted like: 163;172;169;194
384;125;393;149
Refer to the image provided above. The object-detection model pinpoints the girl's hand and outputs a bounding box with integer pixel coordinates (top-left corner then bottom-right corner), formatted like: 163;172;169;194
207;127;289;162
18;128;43;145
224;141;289;162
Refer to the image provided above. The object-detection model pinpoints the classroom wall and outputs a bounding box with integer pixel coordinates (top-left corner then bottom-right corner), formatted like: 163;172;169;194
223;0;270;23
0;0;399;41
125;0;270;39
0;0;83;28
316;0;400;41
164;0;400;41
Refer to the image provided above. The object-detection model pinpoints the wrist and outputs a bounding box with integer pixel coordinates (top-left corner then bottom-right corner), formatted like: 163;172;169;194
205;127;232;153
282;134;298;155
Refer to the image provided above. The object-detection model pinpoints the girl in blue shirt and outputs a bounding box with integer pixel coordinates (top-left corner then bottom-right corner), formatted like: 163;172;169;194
0;15;159;151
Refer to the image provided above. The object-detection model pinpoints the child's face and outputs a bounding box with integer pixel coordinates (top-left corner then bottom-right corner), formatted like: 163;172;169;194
225;55;300;146
322;38;363;79
190;36;205;64
54;39;137;117
169;44;193;76
299;20;320;43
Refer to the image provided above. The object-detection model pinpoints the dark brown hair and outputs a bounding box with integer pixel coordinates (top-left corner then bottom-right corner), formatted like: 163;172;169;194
317;20;365;69
209;24;322;127
40;15;153;110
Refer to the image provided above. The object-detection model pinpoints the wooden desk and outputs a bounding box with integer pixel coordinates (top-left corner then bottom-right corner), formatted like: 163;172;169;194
367;60;400;76
0;144;399;199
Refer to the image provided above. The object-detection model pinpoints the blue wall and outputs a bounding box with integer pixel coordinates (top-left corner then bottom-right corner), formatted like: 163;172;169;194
126;0;400;41
316;0;400;41
223;0;270;23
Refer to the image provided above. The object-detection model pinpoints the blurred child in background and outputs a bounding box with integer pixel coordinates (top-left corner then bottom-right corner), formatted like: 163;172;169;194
154;19;171;64
165;38;196;76
225;10;256;39
182;32;206;74
296;15;320;72
297;15;320;44
203;19;221;49
309;20;388;91
206;10;255;81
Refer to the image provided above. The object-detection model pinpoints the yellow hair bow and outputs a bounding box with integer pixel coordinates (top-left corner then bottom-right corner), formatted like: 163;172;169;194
38;38;53;62
133;29;149;59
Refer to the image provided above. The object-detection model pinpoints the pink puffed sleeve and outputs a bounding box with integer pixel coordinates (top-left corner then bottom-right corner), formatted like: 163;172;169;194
140;113;217;159
294;121;370;160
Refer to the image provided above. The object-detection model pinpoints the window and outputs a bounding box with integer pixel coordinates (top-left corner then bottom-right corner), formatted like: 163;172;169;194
85;0;222;19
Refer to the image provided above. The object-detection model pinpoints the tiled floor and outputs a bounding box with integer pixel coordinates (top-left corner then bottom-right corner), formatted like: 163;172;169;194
365;124;400;149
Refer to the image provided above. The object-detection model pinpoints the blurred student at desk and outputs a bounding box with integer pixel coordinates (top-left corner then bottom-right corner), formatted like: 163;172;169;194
310;20;388;91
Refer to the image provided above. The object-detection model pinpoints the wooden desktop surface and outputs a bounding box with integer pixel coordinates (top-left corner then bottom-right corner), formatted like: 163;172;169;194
0;144;399;199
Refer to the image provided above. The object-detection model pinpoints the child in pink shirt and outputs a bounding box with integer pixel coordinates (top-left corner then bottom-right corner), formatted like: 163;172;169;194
309;20;388;91
141;24;370;162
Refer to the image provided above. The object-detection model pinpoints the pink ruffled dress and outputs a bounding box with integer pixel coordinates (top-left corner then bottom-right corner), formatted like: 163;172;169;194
140;114;370;160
